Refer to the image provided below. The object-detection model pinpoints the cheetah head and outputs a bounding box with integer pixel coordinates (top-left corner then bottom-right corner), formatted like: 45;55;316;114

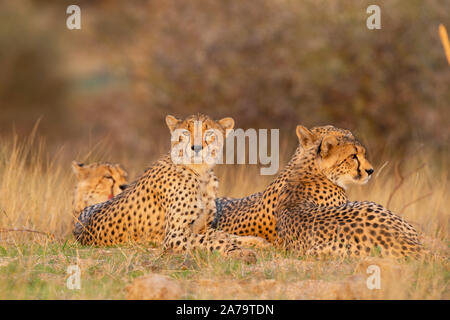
296;125;374;190
166;114;234;169
72;161;128;211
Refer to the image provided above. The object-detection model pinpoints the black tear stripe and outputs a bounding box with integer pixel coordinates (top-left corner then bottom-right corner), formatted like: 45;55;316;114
107;168;117;196
355;147;362;177
356;157;362;177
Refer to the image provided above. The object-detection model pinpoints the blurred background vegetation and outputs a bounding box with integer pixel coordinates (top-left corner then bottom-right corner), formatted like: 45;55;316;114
0;0;448;170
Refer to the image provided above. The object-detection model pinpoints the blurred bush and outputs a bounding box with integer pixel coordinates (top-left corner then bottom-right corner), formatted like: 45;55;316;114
0;2;68;136
0;0;448;160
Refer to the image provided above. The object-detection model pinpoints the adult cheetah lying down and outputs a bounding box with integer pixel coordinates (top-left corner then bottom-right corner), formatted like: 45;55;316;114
275;126;422;257
73;114;266;262
214;125;421;257
213;125;354;242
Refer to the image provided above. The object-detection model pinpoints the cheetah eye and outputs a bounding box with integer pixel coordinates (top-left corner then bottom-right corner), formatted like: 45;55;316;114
182;130;190;136
205;130;214;137
351;154;358;159
104;175;113;180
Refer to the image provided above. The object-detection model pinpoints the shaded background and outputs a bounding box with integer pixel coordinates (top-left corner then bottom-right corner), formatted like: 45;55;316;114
0;0;448;170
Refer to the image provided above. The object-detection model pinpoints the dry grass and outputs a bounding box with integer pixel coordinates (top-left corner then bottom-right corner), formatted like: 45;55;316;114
0;135;448;299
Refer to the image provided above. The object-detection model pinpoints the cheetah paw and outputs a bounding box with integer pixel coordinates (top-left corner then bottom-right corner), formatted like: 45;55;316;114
235;236;271;249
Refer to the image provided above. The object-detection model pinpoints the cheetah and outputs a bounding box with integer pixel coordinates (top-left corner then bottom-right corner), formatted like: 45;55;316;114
275;126;422;258
73;114;265;262
72;161;128;218
212;125;417;253
213;125;353;243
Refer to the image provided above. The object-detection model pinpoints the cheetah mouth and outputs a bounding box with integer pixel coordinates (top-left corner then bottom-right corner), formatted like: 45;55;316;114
354;175;371;184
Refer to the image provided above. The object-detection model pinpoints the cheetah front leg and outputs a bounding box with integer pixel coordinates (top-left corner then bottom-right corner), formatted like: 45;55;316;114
189;229;258;263
163;186;257;263
190;171;270;249
230;235;271;249
164;228;257;263
190;170;218;234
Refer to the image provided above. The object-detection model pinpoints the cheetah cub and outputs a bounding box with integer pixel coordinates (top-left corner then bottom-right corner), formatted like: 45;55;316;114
73;114;266;263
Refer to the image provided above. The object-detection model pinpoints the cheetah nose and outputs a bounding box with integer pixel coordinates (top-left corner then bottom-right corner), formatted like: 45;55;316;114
191;145;203;153
119;184;128;191
366;168;374;176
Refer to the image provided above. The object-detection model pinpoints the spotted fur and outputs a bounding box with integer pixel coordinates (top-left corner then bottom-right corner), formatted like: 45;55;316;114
72;161;128;217
214;125;421;258
213;125;352;242
275;126;421;258
73;114;267;263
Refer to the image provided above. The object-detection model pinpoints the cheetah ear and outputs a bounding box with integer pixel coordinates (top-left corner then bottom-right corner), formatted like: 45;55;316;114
165;115;180;132
71;161;85;177
319;135;338;158
296;125;316;148
218;117;235;131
